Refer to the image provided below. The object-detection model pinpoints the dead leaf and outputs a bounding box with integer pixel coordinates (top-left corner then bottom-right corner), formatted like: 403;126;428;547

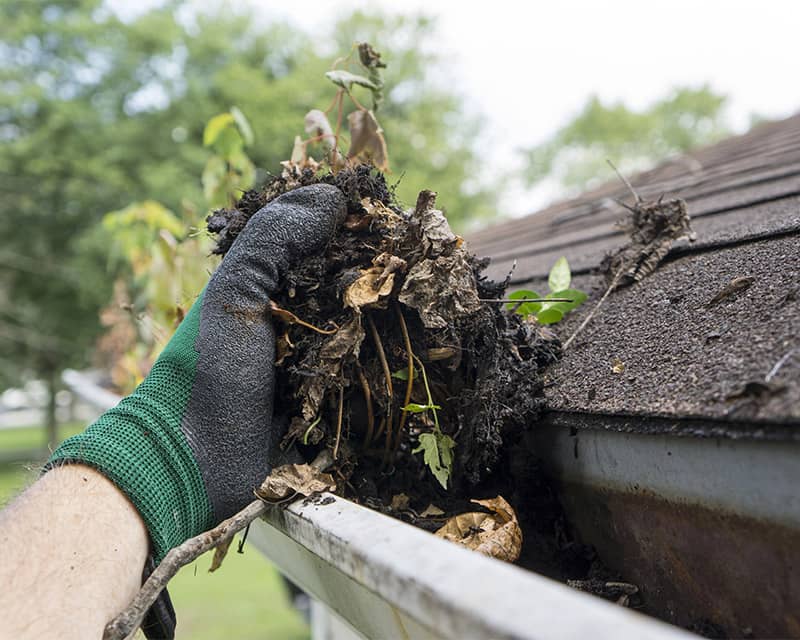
344;267;395;310
209;537;233;573
347;109;389;171
256;463;336;502
305;109;342;167
434;496;522;562
420;504;445;517
705;276;754;308
290;135;306;165
605;197;693;290
300;315;365;420
275;331;294;367
611;357;625;374
416;191;459;258
399;255;481;329
390;493;410;511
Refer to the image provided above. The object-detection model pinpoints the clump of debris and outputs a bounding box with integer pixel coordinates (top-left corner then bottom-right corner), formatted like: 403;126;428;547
208;164;560;522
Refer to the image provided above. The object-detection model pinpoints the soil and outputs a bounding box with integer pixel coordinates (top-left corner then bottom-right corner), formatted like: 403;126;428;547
208;165;630;608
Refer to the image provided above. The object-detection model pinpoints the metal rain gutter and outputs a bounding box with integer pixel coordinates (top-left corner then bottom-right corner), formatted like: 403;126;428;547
249;493;697;640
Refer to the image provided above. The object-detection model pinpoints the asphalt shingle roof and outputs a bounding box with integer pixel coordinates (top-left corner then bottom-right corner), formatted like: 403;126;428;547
468;114;800;430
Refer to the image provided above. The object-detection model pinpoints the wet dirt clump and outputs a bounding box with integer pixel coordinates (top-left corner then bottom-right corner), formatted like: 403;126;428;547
207;165;560;509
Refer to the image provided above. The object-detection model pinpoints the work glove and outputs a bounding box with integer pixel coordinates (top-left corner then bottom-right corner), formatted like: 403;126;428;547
48;184;346;638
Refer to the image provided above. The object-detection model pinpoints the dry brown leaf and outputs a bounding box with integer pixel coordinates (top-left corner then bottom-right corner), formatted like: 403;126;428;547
347;109;389;171
390;493;410;511
344;267;395;310
434;496;522;562
209;537;233;573
256;463;336;502
420;504;445;517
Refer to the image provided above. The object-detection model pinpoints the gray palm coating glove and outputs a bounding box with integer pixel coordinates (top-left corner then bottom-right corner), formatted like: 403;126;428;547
49;184;345;638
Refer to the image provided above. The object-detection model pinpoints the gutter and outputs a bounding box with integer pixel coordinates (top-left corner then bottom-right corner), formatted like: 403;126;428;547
249;493;695;640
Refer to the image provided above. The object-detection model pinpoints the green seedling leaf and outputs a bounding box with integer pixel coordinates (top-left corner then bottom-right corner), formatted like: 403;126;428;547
506;289;543;316
325;70;379;91
548;256;571;293
413;432;455;489
545;288;588;314
392;367;416;381
203;112;235;147
536;307;564;325
403;402;441;414
230;106;254;146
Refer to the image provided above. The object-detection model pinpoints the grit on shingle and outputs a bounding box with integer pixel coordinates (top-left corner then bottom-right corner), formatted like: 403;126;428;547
467;113;800;429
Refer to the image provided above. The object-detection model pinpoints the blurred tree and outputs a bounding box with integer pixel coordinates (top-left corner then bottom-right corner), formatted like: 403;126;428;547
522;86;730;194
0;0;494;441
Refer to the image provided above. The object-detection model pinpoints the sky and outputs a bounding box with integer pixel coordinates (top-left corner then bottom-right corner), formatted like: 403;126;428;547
114;0;800;216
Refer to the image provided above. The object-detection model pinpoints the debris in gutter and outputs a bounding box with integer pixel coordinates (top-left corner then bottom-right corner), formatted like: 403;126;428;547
704;276;755;308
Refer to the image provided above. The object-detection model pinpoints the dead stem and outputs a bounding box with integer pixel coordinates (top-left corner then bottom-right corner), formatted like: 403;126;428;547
333;384;345;460
373;416;386;440
367;313;393;451
357;364;375;446
269;302;337;335
393;304;415;458
563;269;623;350
103;500;268;640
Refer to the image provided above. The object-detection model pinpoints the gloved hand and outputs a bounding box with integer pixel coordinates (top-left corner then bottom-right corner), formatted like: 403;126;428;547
48;184;345;637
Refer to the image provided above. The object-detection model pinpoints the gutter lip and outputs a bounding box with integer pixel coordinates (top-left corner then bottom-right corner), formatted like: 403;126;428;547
540;409;800;442
253;492;697;640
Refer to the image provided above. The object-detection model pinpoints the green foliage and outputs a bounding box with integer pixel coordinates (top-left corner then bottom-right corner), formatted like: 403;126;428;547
406;356;454;489
523;86;729;193
412;431;455;490
507;258;588;325
0;1;494;390
202;108;256;207
391;366;416;381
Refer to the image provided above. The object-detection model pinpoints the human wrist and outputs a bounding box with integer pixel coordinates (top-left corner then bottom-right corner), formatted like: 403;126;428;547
48;299;213;561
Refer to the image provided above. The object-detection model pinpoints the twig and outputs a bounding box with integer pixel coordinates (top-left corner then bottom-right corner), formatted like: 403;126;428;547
357;364;375;446
563;269;623;350
766;347;797;382
478;298;574;303
103;500;268;640
333;385;345;460
393;305;415;458
607;159;641;204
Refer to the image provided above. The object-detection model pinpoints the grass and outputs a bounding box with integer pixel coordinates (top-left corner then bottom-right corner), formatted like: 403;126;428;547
0;424;310;639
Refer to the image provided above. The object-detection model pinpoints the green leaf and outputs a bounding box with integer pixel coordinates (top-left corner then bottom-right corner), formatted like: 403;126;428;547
203;113;235;147
412;432;455;489
546;288;588;314
325;70;379;91
506;289;543;316
211;126;244;157
392;367;416;381
403;402;441;414
230;106;254;146
548;256;571;293
201;156;227;205
536;307;564;325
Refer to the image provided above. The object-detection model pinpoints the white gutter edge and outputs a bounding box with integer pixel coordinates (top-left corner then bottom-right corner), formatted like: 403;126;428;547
250;493;697;640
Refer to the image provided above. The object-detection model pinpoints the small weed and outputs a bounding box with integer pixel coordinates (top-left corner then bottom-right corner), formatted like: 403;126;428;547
507;257;587;324
407;356;455;489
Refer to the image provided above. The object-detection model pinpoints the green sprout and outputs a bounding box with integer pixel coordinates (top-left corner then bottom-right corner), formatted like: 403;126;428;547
507;256;587;324
406;356;455;489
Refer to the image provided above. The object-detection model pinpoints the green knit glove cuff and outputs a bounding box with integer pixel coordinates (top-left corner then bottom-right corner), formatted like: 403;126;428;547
48;298;213;562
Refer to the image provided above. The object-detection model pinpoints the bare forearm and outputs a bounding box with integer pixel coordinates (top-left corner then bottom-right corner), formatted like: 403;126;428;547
0;465;149;639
